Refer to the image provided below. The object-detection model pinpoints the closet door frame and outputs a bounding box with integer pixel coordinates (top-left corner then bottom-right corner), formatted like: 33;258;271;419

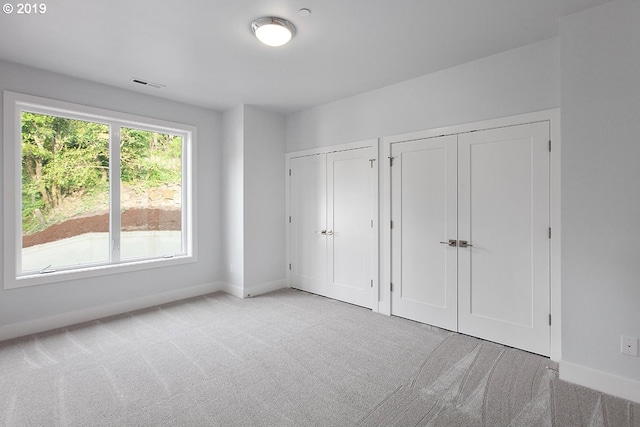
381;109;561;361
285;139;380;312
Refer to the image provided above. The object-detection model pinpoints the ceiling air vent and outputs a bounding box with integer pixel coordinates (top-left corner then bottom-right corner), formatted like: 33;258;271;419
132;78;165;89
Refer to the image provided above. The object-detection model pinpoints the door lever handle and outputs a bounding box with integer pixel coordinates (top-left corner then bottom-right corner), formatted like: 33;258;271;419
458;240;473;248
325;230;334;236
440;239;457;247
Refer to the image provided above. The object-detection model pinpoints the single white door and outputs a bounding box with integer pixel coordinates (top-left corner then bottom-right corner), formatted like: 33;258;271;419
458;122;550;356
289;154;327;295
390;135;458;331
326;147;376;308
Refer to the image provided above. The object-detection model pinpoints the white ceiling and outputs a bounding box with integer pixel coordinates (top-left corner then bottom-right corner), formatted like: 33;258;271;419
0;0;610;114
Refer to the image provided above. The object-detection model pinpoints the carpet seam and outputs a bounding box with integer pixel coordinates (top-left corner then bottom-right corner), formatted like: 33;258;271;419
530;359;543;402
550;379;557;427
482;348;505;427
354;384;404;426
393;389;426;426
414;400;440;427
453;342;483;408
409;333;455;388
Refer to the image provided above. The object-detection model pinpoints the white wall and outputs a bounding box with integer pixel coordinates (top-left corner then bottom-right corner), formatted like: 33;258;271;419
222;106;245;291
560;0;640;402
243;106;286;295
222;105;287;297
0;60;224;337
287;38;559;151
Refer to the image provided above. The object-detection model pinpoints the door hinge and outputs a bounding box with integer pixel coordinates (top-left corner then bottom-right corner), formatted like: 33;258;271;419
549;314;552;326
371;219;374;228
369;158;376;168
388;156;394;167
548;140;552;152
390;282;393;292
390;220;394;229
289;263;292;271
289;169;291;176
288;216;292;223
548;227;552;239
370;279;373;288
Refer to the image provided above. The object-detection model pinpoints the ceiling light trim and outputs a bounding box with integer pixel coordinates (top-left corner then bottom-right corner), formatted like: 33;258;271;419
251;16;296;47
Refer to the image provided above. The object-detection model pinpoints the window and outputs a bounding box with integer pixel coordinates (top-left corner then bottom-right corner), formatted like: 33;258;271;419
3;91;196;289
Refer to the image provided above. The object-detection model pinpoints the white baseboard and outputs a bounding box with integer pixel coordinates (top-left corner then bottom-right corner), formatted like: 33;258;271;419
0;279;290;342
559;360;640;403
246;279;288;297
220;279;288;299
0;282;223;342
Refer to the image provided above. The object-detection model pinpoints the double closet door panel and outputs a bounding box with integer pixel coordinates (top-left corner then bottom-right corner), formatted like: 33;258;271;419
289;154;327;295
390;135;458;331
289;146;375;309
326;148;375;308
458;122;550;356
390;121;551;356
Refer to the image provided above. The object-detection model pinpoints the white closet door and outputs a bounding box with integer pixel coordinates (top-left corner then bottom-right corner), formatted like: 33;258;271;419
458;122;550;356
326;147;375;308
390;135;458;331
289;154;327;295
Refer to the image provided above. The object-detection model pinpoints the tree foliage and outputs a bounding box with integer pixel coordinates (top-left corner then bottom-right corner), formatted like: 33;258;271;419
120;127;182;188
21;112;182;234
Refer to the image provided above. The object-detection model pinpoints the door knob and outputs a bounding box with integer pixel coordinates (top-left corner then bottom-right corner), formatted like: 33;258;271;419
440;239;457;247
458;240;473;248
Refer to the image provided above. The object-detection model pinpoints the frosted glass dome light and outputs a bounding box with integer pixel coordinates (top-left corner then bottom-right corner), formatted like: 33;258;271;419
251;17;296;47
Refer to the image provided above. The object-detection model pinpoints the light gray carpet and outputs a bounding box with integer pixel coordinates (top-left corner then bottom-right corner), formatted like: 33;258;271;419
0;289;637;426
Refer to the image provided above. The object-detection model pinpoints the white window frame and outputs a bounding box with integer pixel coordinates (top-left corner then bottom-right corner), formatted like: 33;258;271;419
3;91;197;289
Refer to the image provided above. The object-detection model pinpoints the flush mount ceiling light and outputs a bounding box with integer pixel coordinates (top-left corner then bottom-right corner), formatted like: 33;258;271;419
251;17;296;47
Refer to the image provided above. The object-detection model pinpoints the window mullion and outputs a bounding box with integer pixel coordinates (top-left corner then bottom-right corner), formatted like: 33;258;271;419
110;124;122;262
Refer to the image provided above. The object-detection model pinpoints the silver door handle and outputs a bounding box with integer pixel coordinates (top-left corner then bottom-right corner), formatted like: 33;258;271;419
440;239;457;247
458;240;473;248
325;230;334;236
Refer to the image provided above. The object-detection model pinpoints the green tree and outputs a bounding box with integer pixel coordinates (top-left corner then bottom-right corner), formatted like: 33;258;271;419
21;112;109;233
121;128;182;187
21;113;182;235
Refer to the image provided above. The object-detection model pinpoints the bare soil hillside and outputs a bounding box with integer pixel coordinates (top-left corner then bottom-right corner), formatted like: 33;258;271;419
23;185;181;248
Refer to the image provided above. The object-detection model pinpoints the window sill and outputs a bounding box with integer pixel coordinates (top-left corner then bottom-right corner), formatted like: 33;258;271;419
4;255;197;290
